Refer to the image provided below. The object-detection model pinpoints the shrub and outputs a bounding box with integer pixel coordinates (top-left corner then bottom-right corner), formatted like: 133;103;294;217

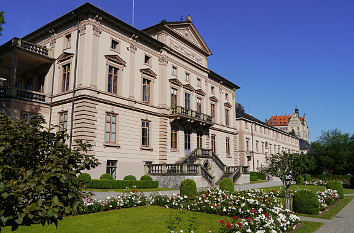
100;174;113;180
350;176;354;189
304;174;312;182
296;175;305;185
257;172;266;180
140;175;152;181
219;178;234;193
78;173;91;183
180;179;197;196
86;179;159;189
250;172;258;181
293;190;319;214
326;180;344;199
124;175;137;181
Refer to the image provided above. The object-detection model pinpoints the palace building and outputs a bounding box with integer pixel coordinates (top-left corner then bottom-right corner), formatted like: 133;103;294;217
0;3;250;188
236;104;300;172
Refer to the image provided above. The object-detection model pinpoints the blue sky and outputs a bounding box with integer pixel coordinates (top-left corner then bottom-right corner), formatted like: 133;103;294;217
1;0;353;141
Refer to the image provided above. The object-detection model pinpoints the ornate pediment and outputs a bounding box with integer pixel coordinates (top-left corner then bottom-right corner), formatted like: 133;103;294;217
209;96;219;103
104;55;126;66
183;83;195;92
224;102;232;108
195;89;206;96
140;68;157;78
56;52;73;63
166;22;211;56
169;78;183;86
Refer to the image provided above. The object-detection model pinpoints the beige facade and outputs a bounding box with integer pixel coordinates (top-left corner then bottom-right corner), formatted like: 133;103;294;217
0;3;241;181
236;106;300;172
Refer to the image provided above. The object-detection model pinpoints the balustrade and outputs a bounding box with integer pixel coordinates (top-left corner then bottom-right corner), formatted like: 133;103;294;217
169;106;214;124
17;89;46;102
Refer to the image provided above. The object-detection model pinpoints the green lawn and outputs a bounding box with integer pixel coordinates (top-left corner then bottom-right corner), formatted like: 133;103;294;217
84;188;177;192
292;221;323;233
259;185;326;193
344;188;354;194
2;206;228;233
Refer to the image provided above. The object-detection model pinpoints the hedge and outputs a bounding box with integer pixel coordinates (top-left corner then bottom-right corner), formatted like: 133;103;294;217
140;175;153;181
86;179;159;189
350;176;354;189
296;175;305;185
100;174;113;180
180;179;197;196
250;173;258;181
78;173;91;183
250;172;266;181
304;174;312;182
293;190;319;215
124;175;137;181
326;180;344;199
219;178;234;193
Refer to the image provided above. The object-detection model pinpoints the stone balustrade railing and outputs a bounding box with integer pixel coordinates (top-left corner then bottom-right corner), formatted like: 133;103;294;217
169;106;213;123
145;163;201;176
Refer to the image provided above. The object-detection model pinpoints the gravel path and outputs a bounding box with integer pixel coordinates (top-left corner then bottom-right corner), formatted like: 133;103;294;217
234;179;283;191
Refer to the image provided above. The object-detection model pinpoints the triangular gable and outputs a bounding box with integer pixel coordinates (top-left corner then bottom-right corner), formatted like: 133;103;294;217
224;102;232;108
140;68;157;78
169;78;183;86
183;83;195;92
195;89;206;96
105;55;126;66
209;96;219;103
57;52;73;63
165;22;212;56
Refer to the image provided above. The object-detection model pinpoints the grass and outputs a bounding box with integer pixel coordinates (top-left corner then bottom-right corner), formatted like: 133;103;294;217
343;188;354;194
259;185;326;193
84;188;177;192
297;196;354;219
250;180;268;184
2;206;229;233
292;221;323;233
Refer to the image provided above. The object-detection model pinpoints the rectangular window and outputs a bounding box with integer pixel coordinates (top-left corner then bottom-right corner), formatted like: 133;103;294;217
185;72;189;81
211;134;216;154
62;63;70;92
246;140;249;152
65;34;71;49
196;97;202;113
185;93;190;109
172;66;177;76
171;126;177;149
105;113;117;143
171;88;177;108
226;137;230;156
210;103;215;119
141;120;150;147
22;112;36;121
59;112;68;131
142;78;151;103
197;132;202;148
211;86;215;94
225;109;230;126
197;78;201;87
111;39;119;51
225;93;229;100
144;55;151;66
108;65;118;94
106;160;117;180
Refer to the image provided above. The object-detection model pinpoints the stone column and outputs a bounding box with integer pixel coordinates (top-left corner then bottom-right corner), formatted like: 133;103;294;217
90;25;101;89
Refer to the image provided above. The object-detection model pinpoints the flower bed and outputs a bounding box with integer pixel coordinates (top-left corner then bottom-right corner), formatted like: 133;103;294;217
80;189;300;232
305;175;350;187
315;189;339;210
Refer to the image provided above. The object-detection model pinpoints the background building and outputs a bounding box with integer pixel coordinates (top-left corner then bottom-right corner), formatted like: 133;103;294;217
236;104;300;172
267;107;309;142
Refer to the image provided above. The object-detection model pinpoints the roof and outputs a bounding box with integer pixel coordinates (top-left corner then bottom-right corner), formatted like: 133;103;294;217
236;108;299;139
208;70;240;90
267;115;304;127
142;20;212;56
22;3;164;51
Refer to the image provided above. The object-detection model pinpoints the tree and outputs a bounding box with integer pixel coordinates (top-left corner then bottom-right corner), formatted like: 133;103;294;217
0;113;99;231
310;129;353;174
260;153;315;209
290;129;296;136
0;11;5;35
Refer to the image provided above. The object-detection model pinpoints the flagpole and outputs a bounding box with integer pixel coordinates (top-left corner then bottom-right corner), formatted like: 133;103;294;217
132;0;135;27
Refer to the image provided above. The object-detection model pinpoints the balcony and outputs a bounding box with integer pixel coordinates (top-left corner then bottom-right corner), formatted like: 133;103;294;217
0;87;46;103
169;106;214;126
